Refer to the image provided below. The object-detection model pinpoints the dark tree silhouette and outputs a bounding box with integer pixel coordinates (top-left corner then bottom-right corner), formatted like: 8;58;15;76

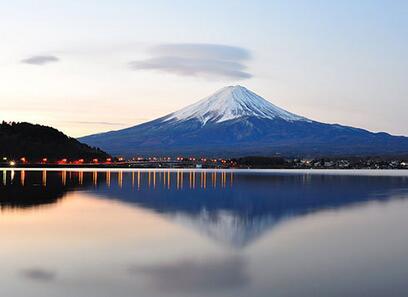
0;121;110;162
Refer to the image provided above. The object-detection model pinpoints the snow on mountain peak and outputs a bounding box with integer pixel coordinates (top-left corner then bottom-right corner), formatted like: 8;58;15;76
164;85;309;125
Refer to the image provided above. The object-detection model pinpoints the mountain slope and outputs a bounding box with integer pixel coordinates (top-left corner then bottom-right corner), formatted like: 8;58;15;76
79;86;408;157
0;121;109;161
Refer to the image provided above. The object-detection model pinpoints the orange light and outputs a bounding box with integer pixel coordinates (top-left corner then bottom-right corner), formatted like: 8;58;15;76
42;158;48;163
106;158;112;162
93;158;98;163
20;157;26;163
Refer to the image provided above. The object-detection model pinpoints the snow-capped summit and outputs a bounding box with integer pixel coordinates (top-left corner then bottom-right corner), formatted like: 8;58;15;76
163;85;308;125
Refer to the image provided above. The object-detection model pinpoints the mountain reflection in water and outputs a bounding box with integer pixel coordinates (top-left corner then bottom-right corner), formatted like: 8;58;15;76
1;169;408;247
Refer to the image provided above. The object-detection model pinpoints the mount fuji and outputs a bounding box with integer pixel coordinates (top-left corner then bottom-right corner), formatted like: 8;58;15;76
80;86;408;157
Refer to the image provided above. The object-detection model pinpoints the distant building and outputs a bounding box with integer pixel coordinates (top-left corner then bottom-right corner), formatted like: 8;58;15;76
324;161;334;167
338;160;350;168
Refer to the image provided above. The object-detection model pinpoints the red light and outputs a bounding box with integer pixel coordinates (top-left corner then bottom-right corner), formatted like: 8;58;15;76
57;158;67;165
93;158;98;163
106;158;112;162
20;157;26;163
42;158;48;163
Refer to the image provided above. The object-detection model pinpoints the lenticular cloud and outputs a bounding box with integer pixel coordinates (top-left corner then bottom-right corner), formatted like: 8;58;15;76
129;43;252;80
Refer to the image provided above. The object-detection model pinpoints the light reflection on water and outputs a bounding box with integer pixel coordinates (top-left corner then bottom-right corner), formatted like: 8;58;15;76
1;169;408;297
5;170;234;189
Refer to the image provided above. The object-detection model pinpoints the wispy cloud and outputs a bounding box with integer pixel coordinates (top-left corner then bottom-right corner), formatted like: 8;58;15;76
66;120;127;126
21;55;60;65
129;43;252;80
20;268;56;282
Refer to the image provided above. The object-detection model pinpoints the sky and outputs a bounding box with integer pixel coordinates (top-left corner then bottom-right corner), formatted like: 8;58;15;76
0;0;407;137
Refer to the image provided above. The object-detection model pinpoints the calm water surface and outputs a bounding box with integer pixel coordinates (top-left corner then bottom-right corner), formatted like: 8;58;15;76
1;169;408;297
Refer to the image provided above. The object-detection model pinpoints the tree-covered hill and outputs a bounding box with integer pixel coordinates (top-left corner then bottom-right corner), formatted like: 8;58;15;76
0;121;109;162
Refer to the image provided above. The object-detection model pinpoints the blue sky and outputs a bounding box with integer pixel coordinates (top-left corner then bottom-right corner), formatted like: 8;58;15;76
0;0;407;136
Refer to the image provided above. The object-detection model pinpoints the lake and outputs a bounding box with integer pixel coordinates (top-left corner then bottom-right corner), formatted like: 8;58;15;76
1;169;408;297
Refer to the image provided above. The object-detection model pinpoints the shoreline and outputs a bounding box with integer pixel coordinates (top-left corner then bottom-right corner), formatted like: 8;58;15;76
1;167;408;176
